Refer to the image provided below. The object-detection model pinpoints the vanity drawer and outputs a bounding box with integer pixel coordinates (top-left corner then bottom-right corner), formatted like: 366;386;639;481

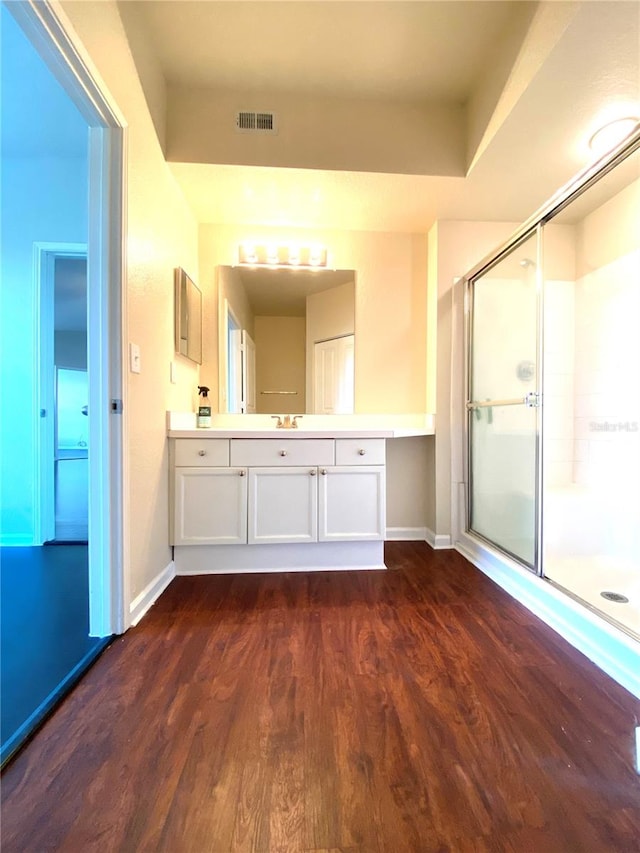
174;439;230;467
335;438;385;466
230;438;334;467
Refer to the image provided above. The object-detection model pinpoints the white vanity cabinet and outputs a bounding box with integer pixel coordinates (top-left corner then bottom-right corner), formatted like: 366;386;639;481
248;467;318;544
319;439;386;541
232;438;326;545
171;439;247;545
318;465;386;541
170;434;387;573
173;467;247;545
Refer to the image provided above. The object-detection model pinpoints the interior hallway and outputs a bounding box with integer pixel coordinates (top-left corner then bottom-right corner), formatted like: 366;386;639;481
2;542;639;851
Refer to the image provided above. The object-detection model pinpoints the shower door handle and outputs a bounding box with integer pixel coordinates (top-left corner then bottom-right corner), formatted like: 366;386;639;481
466;397;527;410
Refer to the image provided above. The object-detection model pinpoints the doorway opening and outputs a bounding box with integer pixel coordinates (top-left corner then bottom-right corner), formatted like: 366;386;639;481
0;0;125;766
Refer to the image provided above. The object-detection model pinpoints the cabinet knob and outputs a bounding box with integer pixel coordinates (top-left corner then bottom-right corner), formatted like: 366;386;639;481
239;469;246;477
198;450;206;457
309;469;317;476
358;448;366;456
280;450;287;457
321;468;327;475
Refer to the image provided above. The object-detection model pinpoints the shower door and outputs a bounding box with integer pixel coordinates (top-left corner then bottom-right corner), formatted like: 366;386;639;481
466;231;541;569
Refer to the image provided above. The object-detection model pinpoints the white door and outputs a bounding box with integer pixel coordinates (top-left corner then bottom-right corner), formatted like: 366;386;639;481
227;311;243;414
313;334;355;414
173;468;248;545
242;329;256;414
248;467;318;544
318;465;385;541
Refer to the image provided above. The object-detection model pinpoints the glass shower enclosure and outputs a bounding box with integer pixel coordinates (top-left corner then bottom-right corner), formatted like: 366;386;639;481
464;133;640;640
467;232;541;569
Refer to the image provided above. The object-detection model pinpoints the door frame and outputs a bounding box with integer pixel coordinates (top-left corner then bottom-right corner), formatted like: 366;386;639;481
11;0;128;636
34;242;87;544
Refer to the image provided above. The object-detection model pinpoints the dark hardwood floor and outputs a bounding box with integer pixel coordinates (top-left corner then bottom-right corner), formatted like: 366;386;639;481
0;544;109;764
2;542;639;852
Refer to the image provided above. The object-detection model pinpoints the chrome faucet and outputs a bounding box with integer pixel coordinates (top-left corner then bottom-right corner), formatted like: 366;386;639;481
271;414;303;429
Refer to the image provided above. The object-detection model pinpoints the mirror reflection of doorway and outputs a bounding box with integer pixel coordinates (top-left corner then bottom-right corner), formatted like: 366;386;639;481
313;334;355;414
227;307;242;413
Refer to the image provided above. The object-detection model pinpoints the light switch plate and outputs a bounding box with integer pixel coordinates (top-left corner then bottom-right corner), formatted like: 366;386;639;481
170;361;177;384
129;342;141;374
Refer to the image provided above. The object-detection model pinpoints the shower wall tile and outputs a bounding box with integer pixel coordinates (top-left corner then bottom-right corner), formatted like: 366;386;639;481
542;279;575;485
544;372;573;397
543;401;573;440
573;250;640;505
574;439;588;462
544;438;574;463
545;460;573;488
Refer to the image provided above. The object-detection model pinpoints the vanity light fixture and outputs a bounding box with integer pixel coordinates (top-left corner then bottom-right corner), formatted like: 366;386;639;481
237;243;329;268
309;245;324;266
241;242;258;264
588;116;640;156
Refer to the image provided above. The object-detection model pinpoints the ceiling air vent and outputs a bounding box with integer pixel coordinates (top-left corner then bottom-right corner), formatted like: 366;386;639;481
235;110;277;134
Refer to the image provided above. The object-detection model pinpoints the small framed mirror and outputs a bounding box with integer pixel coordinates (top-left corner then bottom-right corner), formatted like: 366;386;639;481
174;267;202;364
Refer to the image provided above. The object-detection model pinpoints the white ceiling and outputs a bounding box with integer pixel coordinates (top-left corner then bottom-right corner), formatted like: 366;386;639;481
6;1;638;233
125;0;640;232
129;1;522;102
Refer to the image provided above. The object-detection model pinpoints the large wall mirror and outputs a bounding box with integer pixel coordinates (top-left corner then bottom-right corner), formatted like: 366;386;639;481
217;265;356;414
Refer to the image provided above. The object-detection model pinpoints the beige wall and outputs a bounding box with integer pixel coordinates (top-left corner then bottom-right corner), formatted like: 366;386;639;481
200;224;429;415
305;281;355;408
168;85;465;177
576;176;640;277
63;0;200;604
385;436;432;533
254;316;306;414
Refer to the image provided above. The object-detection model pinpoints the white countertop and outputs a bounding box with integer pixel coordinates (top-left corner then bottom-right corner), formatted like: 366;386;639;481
167;411;435;439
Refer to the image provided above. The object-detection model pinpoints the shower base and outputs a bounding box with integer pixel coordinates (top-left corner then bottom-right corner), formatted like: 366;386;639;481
544;555;640;638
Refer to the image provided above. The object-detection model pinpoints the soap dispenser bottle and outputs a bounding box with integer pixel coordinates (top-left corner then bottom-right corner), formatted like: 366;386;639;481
197;386;211;428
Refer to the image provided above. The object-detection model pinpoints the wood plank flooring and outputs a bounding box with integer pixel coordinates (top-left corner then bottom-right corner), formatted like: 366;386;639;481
2;542;639;852
0;544;108;764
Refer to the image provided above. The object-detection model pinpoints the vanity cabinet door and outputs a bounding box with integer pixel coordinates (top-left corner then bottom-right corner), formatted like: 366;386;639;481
318;466;386;541
248;467;318;544
173;467;247;545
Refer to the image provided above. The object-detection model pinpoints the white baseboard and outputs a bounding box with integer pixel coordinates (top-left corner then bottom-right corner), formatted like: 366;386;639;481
456;534;640;700
175;541;386;575
385;526;427;541
425;527;452;550
129;560;176;627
